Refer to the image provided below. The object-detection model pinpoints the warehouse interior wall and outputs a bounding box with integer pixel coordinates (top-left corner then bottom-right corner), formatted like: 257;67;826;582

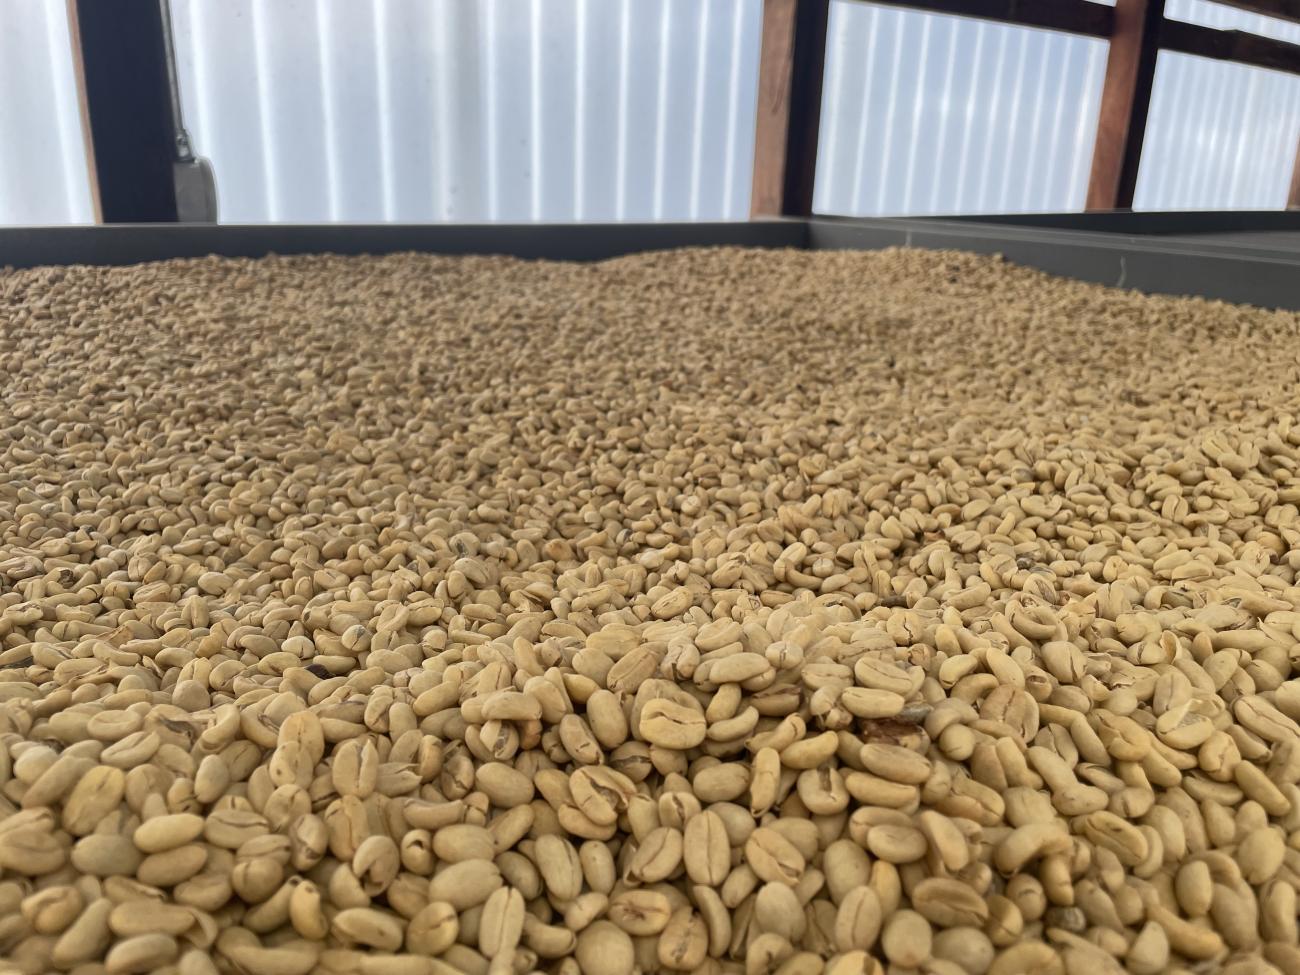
816;0;1300;216
0;0;96;225
1134;0;1300;212
4;0;1300;226
814;6;1110;217
167;0;763;223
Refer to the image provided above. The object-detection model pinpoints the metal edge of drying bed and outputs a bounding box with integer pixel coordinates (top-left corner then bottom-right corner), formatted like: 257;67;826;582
0;223;808;271
808;216;1300;312
1;214;1296;311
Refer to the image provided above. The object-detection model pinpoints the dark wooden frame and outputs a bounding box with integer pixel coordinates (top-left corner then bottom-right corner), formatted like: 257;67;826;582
1086;0;1163;212
751;0;831;217
67;0;180;223
1290;139;1300;209
751;0;1300;217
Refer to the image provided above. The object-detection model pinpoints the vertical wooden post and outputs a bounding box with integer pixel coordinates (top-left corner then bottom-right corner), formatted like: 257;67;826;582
1288;134;1300;209
1086;0;1165;210
65;0;103;224
68;0;180;222
751;0;830;218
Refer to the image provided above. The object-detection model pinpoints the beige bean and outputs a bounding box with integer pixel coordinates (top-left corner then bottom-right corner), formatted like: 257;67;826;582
406;901;459;955
478;886;524;958
105;932;179;973
639;699;707;749
833;886;882;951
745;828;804;887
657;906;708;972
133;814;205;854
881;909;930;968
866;824;927;863
13;233;1300;975
932;927;994;975
332;907;405;952
427;860;502;911
911;877;990;928
860;743;931;784
626;826;684;884
431;824;494;863
534;835;584;901
575;921;634;975
607;889;672;936
683;811;730;887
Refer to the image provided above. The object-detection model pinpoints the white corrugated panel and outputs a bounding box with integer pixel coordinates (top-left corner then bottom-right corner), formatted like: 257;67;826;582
1134;0;1300;210
1168;0;1300;38
814;1;1110;216
0;1;94;225
814;0;1300;216
169;0;762;223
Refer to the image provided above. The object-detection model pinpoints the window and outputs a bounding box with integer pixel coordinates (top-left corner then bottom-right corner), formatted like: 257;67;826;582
168;0;763;223
1134;2;1300;210
0;1;94;225
814;1;1108;216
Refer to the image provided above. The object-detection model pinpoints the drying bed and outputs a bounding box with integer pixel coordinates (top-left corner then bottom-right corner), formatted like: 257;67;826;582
1;234;1299;974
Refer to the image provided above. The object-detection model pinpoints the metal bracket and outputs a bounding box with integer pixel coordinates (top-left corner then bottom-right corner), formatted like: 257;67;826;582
159;0;217;221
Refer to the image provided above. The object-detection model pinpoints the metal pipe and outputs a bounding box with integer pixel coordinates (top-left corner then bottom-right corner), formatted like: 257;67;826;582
157;0;193;161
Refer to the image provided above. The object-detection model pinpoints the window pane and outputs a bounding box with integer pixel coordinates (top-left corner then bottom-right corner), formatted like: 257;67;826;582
1134;52;1300;210
814;0;1108;216
1132;1;1300;210
169;0;762;223
0;0;95;225
1165;0;1300;42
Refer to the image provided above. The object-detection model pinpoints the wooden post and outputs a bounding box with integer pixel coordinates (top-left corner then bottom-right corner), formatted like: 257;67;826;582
1086;0;1164;210
1289;135;1300;208
67;0;180;222
751;0;830;218
65;0;103;224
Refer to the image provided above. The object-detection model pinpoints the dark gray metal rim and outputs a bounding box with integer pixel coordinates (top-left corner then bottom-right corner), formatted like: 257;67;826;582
1;213;1296;311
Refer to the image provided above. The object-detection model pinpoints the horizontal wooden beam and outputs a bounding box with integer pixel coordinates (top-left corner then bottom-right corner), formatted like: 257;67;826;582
1206;0;1300;26
863;0;1114;37
1160;20;1300;74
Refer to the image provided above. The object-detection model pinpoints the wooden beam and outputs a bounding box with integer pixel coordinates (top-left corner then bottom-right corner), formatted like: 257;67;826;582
751;0;830;218
64;0;102;224
1289;134;1300;208
69;0;179;222
1205;0;1300;26
864;0;1113;37
1086;0;1164;210
1159;21;1300;74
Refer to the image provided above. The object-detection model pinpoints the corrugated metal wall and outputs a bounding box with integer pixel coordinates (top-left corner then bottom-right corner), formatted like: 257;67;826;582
1136;0;1300;210
815;0;1300;216
0;0;95;225
814;3;1110;216
169;0;763;222
4;0;1300;225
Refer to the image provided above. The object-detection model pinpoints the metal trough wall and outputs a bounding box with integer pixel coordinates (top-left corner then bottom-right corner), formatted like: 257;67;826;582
1;213;1297;311
808;216;1300;311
